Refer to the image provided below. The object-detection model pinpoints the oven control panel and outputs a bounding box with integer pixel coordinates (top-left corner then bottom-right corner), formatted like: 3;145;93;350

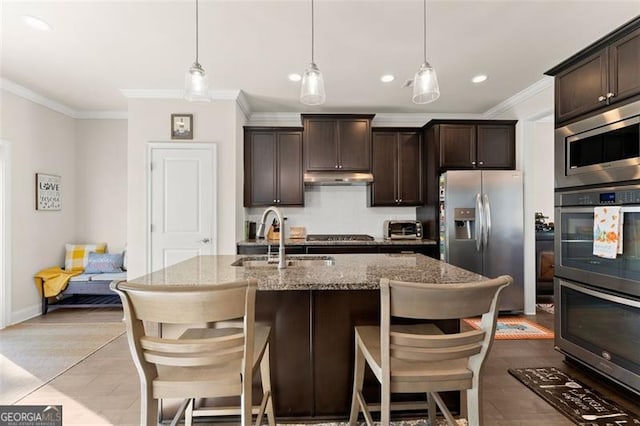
558;187;640;206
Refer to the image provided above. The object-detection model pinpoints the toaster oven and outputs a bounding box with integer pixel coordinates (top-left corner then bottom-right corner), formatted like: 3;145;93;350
383;220;422;240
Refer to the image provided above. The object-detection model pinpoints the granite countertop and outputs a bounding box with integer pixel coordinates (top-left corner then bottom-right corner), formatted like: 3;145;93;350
127;254;485;291
237;238;438;246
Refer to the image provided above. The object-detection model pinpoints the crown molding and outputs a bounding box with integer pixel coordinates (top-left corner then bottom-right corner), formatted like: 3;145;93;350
1;78;77;118
372;112;485;127
1;78;128;119
119;88;251;117
247;112;302;127
483;76;554;118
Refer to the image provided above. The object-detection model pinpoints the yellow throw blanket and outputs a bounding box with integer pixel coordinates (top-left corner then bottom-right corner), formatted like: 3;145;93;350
34;267;82;298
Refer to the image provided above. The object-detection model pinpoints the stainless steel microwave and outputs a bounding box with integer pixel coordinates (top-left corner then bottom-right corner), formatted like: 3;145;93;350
555;99;640;189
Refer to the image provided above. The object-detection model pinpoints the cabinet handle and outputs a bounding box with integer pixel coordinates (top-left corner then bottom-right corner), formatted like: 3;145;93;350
277;199;281;203
335;165;339;169
471;161;476;165
479;161;484;165
607;92;615;99
339;165;343;169
598;95;606;102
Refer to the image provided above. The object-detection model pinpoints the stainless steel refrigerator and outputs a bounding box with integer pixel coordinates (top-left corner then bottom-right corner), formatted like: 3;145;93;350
439;170;524;313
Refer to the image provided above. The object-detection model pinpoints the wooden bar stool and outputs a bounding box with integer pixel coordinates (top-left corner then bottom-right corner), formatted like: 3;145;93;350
348;275;512;426
112;279;276;426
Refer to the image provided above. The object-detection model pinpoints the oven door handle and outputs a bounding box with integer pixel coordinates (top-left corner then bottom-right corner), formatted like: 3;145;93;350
560;280;640;308
475;193;483;252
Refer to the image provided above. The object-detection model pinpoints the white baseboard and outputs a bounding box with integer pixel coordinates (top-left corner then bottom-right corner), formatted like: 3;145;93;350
10;303;41;326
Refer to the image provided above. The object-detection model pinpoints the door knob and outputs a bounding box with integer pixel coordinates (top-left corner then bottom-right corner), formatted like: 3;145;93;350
201;238;211;243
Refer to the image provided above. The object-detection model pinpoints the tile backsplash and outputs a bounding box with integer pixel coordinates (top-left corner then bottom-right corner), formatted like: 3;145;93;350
246;185;417;239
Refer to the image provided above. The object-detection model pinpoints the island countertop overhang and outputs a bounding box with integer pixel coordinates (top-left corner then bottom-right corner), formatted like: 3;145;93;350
126;253;486;290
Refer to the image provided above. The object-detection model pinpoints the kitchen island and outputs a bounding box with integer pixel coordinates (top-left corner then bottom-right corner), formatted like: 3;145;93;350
127;253;485;420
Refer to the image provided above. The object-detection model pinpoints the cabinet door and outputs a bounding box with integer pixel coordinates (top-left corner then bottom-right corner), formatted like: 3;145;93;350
304;119;338;171
609;27;640;105
555;49;608;123
476;124;515;169
338;119;371;171
371;132;398;206
439;124;476;169
246;131;277;206
397;131;423;205
277;131;304;206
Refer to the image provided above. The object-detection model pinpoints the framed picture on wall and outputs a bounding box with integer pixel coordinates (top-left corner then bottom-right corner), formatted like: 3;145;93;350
171;114;193;140
36;173;61;211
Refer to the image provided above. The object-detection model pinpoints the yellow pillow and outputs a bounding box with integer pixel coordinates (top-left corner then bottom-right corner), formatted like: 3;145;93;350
65;243;107;271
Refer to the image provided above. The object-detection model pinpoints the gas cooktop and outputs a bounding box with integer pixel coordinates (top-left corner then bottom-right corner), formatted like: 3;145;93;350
306;234;375;242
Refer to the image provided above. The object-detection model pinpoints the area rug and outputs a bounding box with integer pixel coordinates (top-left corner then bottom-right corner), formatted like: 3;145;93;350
463;316;554;339
509;367;640;425
0;321;125;404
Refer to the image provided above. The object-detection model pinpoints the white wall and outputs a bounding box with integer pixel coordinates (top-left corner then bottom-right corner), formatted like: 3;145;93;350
247;185;416;238
75;119;128;252
532;121;555;223
496;78;555;315
126;99;243;279
0;90;77;322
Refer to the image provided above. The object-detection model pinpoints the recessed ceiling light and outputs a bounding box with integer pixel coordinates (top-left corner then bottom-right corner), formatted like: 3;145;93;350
380;74;395;83
472;74;488;84
22;15;52;31
288;73;302;82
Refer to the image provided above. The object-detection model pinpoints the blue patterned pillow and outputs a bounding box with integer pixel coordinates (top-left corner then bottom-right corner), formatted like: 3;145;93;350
84;252;123;273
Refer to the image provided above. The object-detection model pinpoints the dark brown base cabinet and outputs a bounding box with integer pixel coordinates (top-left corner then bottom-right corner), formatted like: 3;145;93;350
244;127;304;207
255;289;459;420
546;18;640;125
370;129;424;206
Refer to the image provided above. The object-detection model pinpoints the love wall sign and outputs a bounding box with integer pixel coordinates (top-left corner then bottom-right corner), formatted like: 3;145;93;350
36;173;61;211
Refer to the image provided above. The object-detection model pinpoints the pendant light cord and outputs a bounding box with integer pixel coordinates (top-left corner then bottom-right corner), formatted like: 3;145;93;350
311;0;315;63
423;0;427;64
195;0;199;63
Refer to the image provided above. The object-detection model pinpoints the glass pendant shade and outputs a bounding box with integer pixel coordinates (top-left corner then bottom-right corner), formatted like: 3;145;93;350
185;62;210;102
412;62;440;104
300;62;326;106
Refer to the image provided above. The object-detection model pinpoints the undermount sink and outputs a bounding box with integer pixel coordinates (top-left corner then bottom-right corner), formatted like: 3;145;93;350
231;255;335;268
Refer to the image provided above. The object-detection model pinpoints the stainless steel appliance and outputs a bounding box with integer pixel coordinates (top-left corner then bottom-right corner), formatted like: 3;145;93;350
555;184;640;395
383;220;422;240
439;170;524;312
306;234;374;242
555;98;640;189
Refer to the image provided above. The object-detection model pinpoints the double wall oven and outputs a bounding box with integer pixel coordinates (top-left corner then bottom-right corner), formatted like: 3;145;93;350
554;99;640;396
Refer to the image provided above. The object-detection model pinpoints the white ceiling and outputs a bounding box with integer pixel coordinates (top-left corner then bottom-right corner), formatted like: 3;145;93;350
1;1;639;115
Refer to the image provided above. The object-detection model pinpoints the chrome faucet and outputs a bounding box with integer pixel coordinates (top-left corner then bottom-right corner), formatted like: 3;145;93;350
256;206;286;269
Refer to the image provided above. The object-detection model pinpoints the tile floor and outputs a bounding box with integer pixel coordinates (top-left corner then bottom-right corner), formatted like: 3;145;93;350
5;307;640;425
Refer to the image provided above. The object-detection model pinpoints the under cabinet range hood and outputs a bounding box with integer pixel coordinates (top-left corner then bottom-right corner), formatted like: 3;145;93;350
303;172;374;185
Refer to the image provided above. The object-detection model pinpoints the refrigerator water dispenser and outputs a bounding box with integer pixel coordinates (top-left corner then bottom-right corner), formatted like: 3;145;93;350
454;208;475;240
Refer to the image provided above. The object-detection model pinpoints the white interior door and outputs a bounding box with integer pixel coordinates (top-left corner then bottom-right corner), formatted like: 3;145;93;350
149;144;216;273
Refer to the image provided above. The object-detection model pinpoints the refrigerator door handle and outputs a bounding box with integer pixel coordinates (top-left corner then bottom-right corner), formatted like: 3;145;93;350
483;193;491;248
475;193;483;251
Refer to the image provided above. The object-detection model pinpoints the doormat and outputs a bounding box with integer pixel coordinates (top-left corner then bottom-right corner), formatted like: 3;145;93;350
509;367;640;425
463;316;554;339
536;303;555;314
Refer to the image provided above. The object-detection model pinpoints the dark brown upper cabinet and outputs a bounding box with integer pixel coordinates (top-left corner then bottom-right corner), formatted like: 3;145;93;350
302;114;374;172
244;127;304;207
370;129;423;206
435;121;516;170
547;19;640;126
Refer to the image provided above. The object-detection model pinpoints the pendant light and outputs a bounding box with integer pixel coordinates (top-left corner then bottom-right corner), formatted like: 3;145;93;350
184;0;211;102
300;0;326;105
412;0;440;104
